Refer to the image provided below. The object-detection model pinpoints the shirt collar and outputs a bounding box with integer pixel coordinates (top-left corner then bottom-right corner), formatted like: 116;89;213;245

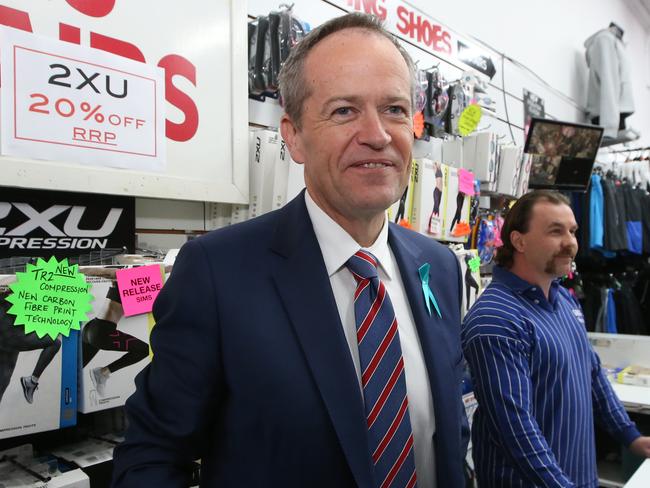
305;190;394;279
492;265;561;307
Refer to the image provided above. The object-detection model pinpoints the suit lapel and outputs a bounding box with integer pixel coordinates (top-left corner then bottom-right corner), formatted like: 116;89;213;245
270;193;373;488
388;225;450;422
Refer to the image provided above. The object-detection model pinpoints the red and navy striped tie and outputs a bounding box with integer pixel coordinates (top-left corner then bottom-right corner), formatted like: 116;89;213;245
346;250;417;488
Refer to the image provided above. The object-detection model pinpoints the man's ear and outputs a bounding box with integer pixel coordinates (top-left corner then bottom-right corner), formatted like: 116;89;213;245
280;114;306;164
510;230;525;253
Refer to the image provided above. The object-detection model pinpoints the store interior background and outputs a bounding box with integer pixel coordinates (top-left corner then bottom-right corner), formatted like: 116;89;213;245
1;1;650;486
138;0;650;252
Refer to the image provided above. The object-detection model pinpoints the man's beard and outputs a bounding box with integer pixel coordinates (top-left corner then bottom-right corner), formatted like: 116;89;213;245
543;248;575;276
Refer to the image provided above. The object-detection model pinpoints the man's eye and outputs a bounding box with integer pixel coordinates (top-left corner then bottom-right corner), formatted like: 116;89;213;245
387;105;407;115
333;107;352;116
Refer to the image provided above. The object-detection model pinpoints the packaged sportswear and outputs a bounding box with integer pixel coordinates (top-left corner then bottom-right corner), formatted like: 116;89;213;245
411;158;443;238
444;167;471;243
0;275;77;440
452;248;482;317
78;272;153;413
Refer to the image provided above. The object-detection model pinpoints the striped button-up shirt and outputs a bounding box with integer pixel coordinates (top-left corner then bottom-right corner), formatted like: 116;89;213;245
462;266;640;487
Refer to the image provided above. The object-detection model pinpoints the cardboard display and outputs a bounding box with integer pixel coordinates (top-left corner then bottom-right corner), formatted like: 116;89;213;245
77;275;152;413
0;275;77;440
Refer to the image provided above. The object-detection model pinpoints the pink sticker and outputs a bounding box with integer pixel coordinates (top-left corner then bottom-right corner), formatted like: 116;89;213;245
116;265;164;316
458;169;475;196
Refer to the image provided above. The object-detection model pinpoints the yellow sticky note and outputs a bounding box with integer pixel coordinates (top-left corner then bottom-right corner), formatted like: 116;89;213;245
458;104;482;136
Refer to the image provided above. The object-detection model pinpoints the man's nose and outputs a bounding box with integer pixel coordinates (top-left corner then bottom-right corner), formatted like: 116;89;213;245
564;232;578;252
357;110;392;149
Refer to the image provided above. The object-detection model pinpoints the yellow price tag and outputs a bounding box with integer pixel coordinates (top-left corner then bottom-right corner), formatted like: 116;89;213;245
458;104;482;136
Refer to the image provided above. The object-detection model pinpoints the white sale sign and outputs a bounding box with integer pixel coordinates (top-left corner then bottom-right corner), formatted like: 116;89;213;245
0;27;166;171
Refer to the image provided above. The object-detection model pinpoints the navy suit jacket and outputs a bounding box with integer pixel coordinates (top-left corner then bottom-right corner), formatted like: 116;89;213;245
112;192;468;487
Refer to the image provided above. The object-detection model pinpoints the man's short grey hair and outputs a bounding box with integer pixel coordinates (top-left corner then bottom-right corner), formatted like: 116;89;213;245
279;12;416;128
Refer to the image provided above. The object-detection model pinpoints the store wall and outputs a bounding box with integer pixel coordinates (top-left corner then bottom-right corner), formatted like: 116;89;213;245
248;0;650;143
406;0;650;145
139;0;650;241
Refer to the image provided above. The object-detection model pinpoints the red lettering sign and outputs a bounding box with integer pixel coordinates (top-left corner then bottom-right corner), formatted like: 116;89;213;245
394;5;451;55
346;0;387;21
0;4;199;141
65;0;116;18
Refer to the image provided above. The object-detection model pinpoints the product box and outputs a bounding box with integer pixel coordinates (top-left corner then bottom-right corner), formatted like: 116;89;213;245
0;276;77;440
453;248;483;317
517;153;533;197
271;137;292;211
77;272;153;413
260;129;280;215
462;135;477;170
286;159;305;204
0;444;89;487
388;159;418;226
386;193;408;224
468;132;498;183
616;365;650;388
443;167;471;242
52;436;121;468
410;158;432;235
497;145;524;197
410;158;446;239
441;138;463;168
249;129;279;218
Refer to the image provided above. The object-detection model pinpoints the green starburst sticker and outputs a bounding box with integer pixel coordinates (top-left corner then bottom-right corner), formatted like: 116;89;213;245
468;256;481;273
5;257;93;340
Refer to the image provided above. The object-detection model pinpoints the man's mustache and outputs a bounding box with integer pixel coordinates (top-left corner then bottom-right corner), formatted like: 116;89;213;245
554;247;577;258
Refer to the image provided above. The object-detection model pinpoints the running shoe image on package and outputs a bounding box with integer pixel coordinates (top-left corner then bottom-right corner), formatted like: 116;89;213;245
78;269;156;413
0;275;78;440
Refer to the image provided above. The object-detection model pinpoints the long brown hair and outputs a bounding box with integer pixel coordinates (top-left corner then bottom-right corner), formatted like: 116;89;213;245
495;190;571;268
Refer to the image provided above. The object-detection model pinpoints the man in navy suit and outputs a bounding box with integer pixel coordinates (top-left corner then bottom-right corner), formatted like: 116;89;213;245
112;13;467;488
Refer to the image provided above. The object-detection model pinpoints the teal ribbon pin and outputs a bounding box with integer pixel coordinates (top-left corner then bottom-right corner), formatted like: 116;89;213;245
418;263;442;319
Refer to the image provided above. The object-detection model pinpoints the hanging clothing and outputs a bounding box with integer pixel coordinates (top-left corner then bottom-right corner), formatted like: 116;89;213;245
581;284;608;333
605;288;617;334
589;174;604;248
640;190;650;254
584;28;635;138
622;183;643;254
614;286;644;335
601;177;628;251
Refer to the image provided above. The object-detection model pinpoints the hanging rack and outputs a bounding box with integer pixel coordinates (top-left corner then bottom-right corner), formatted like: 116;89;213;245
602;145;650;154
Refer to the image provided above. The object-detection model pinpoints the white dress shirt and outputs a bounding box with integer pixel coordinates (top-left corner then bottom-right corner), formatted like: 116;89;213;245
305;191;436;488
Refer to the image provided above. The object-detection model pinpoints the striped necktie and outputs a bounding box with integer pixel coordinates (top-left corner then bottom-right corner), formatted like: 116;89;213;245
346;250;417;488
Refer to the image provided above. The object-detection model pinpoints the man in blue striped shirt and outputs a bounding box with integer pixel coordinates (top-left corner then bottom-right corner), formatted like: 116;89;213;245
462;190;650;487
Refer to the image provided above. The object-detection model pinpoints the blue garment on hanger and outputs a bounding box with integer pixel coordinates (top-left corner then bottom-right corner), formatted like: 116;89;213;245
606;289;617;333
589;174;604;248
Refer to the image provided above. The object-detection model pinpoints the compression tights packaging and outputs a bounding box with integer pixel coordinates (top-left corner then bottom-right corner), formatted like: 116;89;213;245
0;275;78;440
443;166;471;243
77;276;153;413
452;248;483;317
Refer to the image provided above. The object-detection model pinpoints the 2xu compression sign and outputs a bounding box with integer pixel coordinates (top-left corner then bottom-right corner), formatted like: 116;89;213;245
0;26;166;171
0;188;135;257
